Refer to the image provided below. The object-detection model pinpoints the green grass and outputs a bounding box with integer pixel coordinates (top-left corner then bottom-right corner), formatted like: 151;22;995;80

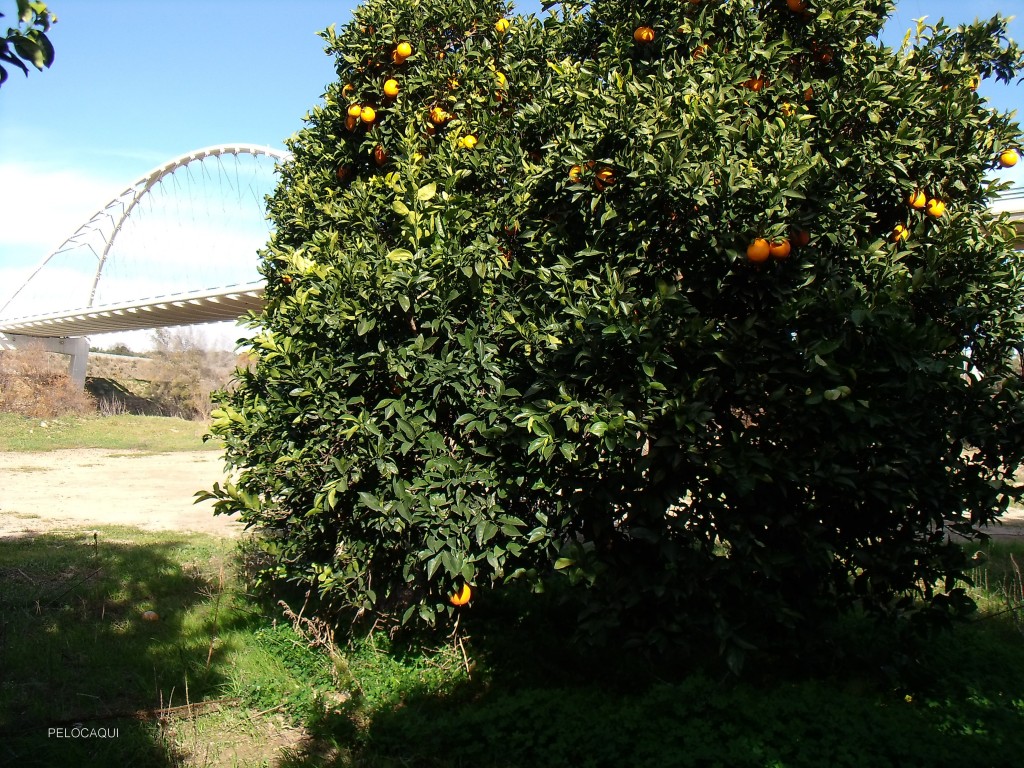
0;413;221;452
2;526;1022;768
0;527;334;767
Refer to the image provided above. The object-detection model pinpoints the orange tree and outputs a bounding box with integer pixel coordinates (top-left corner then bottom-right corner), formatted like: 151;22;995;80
206;0;1024;664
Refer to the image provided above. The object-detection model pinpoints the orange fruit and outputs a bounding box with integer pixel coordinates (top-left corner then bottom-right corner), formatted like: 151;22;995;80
594;166;616;191
347;104;362;118
692;44;708;60
787;0;808;11
345;115;358;131
634;26;655;44
769;239;791;259
281;275;292;285
460;134;478;150
892;224;909;242
791;229;811;247
342;84;354;97
747;238;771;262
779;102;796;117
926;198;946;218
907;189;927;209
395;41;412;59
450;584;472;606
383;79;400;98
373;145;388;166
803;86;814;101
569;164;583;183
360;106;376;124
429;106;449;125
495;18;510;34
336;164;353;182
743;77;766;92
1000;149;1019;168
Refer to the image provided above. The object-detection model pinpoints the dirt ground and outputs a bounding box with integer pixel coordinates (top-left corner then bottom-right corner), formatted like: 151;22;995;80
0;449;243;538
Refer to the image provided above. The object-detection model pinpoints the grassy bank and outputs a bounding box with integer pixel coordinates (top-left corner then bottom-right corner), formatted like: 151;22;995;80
0;413;220;452
2;526;1022;767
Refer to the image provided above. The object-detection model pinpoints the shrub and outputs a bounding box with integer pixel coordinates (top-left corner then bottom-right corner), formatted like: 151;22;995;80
0;343;95;418
207;0;1024;664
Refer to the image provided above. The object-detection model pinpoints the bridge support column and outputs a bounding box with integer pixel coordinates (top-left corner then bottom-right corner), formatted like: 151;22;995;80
0;333;89;390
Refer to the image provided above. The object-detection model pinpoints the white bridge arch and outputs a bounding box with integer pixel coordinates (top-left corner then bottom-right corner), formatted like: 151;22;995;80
0;143;292;387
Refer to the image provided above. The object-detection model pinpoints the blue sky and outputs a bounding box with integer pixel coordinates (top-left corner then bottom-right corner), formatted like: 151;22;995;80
0;0;1021;349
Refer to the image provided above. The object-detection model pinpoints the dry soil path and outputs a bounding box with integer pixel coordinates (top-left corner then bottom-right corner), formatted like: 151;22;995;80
0;449;243;538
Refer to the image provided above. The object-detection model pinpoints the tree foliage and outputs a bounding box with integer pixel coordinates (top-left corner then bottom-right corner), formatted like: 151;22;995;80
206;0;1024;665
0;1;55;87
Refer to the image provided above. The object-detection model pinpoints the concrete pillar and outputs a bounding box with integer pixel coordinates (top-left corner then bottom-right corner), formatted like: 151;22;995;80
0;333;90;389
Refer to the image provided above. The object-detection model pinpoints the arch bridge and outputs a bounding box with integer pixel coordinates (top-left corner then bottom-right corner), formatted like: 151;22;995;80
0;143;291;387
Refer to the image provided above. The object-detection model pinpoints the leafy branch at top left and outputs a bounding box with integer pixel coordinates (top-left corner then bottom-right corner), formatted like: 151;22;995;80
0;0;56;88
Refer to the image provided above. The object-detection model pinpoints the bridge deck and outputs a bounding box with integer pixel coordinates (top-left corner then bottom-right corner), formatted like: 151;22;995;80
0;283;265;337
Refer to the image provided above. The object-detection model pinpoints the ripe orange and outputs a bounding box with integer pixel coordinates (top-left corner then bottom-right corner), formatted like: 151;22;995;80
594;166;616;191
634;26;655;44
569;164;583;183
787;0;808;11
769;239;791;259
892;224;909;242
336;164;353;183
281;275;292;285
345;115;358;132
747;238;771;263
692;44;708;60
907;189;927;209
360;106;376;124
743;77;766;92
926;198;946;218
373;145;388;166
495;18;510;34
1000;149;1019;168
347;104;362;118
460;134;478;150
450;584;472;606
779;102;796;117
429;106;450;125
803;86;814;101
383;79;399;98
395;41;412;59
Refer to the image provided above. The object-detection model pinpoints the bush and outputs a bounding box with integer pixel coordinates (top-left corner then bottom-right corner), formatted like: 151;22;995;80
148;327;239;420
0;343;95;418
207;0;1024;664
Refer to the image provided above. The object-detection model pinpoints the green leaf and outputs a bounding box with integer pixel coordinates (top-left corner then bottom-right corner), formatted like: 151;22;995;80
387;248;414;262
416;182;437;201
554;558;574;570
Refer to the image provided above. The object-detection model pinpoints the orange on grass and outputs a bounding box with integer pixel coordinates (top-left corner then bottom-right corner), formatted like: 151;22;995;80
892;224;909;242
450;584;472;606
383;78;400;98
769;239;792;259
747;238;771;263
1000;149;1019;168
907;189;927;209
634;26;656;44
926;198;946;218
